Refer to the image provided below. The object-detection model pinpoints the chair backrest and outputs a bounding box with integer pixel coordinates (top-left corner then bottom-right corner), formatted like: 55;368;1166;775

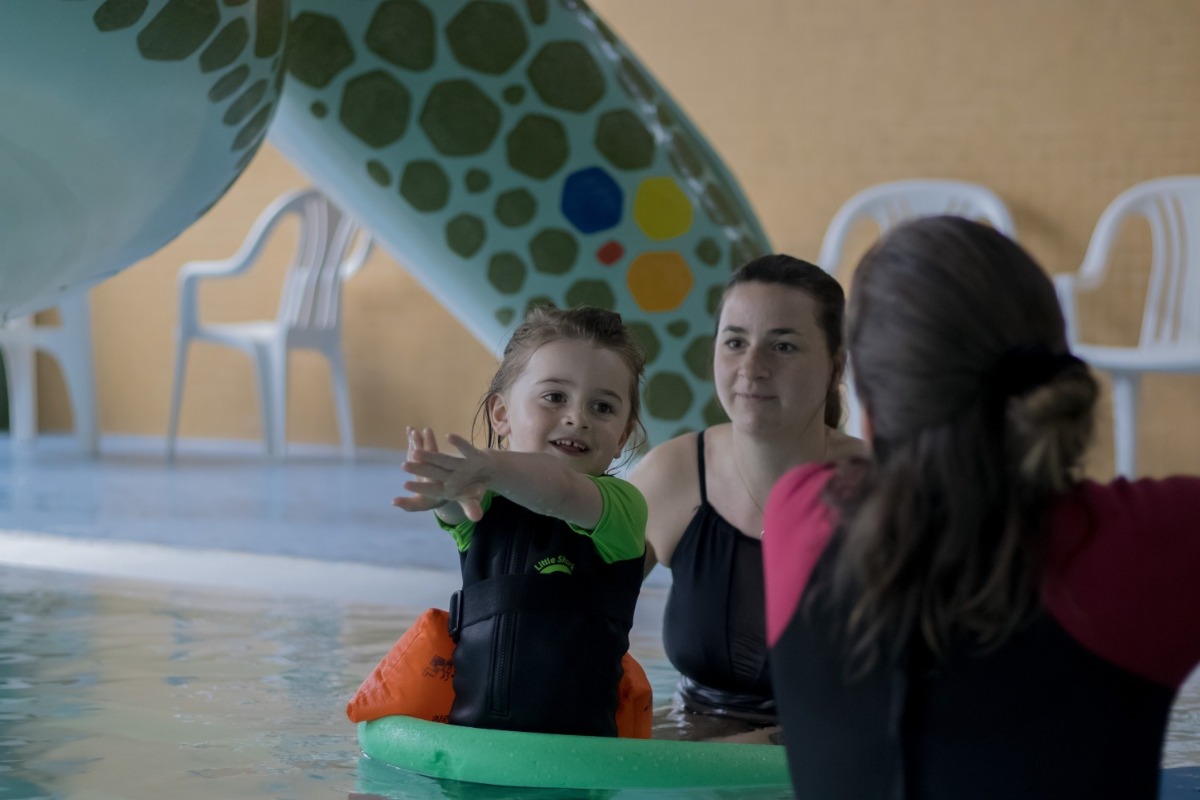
1077;176;1200;350
273;189;373;333
818;179;1016;274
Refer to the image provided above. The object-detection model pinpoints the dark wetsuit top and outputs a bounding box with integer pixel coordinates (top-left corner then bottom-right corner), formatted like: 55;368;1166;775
662;430;775;720
444;482;646;737
764;465;1200;799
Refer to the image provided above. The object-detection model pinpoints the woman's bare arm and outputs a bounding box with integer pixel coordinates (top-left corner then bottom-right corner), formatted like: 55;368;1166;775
628;432;701;572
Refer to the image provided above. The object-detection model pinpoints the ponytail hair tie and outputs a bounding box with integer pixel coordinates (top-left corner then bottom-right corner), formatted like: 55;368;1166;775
986;344;1084;399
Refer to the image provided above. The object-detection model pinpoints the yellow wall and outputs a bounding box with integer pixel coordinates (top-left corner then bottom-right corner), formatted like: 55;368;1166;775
44;146;500;453
37;0;1200;477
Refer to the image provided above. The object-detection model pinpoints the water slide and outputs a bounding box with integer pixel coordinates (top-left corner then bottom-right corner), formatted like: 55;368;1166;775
1;0;771;445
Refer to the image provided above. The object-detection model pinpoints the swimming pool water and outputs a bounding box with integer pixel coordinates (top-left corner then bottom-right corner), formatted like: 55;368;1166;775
0;565;787;800
1;564;1196;800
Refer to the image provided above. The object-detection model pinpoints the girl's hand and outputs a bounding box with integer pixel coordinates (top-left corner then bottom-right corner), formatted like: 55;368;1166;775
395;430;490;522
392;427;450;513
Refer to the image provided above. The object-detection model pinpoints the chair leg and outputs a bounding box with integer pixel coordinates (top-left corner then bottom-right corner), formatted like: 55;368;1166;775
56;293;99;456
257;341;290;460
6;340;36;444
1111;372;1141;479
60;345;99;457
166;337;191;461
1;346;22;443
270;344;288;460
328;347;356;461
251;344;280;458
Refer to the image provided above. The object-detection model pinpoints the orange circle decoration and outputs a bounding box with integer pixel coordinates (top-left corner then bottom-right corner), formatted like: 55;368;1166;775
627;252;694;312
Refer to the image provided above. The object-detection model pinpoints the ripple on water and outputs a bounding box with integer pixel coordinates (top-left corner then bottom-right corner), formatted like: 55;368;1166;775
0;564;1195;799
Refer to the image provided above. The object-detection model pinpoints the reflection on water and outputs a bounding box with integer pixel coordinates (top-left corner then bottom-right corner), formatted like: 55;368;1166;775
1167;670;1200;768
0;565;381;799
1;564;1196;800
0;566;792;800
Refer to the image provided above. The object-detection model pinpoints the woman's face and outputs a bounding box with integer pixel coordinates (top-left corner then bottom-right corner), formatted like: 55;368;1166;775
713;282;835;436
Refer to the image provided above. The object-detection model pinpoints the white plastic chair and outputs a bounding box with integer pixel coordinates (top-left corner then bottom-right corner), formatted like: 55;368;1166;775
166;188;372;461
1054;176;1200;478
0;291;98;455
818;179;1018;274
818;179;1018;437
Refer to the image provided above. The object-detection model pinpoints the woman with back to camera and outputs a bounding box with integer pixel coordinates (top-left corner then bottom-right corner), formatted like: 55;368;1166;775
764;216;1200;798
629;254;865;741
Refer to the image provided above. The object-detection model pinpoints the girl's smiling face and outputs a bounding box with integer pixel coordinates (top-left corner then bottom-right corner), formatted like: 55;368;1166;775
714;281;835;437
488;339;634;475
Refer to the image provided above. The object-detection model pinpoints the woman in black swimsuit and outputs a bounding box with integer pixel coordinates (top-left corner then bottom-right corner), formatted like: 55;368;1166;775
629;254;865;741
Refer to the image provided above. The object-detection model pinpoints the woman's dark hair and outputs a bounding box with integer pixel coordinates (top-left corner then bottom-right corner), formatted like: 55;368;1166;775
718;254;847;428
475;305;648;463
830;216;1097;672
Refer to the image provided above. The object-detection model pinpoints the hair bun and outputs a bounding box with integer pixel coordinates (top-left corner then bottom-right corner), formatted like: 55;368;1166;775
986;344;1085;399
1007;361;1098;491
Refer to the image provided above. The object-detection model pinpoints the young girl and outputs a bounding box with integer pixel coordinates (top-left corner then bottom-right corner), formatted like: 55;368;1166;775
393;305;648;738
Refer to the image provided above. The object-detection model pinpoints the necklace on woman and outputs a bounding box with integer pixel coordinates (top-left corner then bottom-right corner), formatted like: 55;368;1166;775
732;453;768;539
732;430;830;539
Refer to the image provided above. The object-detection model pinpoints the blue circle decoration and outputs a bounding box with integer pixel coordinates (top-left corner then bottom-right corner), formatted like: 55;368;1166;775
560;166;623;235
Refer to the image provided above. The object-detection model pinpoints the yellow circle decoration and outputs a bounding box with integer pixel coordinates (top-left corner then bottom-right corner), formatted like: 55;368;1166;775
633;177;694;241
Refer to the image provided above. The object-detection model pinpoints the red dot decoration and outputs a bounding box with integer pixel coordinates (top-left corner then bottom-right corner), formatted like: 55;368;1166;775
596;239;624;265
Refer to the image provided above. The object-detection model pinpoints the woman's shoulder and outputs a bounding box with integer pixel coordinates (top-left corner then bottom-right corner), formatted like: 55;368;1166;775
767;462;841;532
628;428;706;491
628;428;713;566
1050;475;1200;557
1070;474;1200;515
762;462;840;648
1043;474;1200;688
825;427;868;461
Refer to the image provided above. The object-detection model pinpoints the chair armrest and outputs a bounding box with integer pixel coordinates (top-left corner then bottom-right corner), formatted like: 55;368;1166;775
178;257;249;281
175;195;299;331
340;233;374;281
176;258;251;333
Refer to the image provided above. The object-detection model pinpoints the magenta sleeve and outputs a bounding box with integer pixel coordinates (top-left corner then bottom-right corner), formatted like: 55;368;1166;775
1042;476;1200;688
763;463;839;648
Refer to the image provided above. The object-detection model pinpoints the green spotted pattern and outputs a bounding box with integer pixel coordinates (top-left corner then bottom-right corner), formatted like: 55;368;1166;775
683;336;712;379
627;321;660;365
91;0;285;220
488;252;527;294
280;0;772;438
496;189;536;227
529;229;577;275
401;161;449;211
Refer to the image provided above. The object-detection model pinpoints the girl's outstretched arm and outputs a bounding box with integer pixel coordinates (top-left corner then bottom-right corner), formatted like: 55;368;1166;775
392;427;471;524
400;432;605;528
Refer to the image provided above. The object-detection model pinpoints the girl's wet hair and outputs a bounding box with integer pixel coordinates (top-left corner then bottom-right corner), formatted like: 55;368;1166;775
826;215;1097;674
718;254;847;427
475;305;648;463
